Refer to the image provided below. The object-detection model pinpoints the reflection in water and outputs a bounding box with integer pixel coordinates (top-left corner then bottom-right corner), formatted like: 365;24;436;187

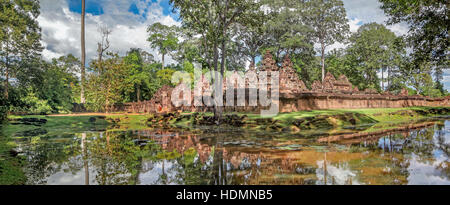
10;120;450;185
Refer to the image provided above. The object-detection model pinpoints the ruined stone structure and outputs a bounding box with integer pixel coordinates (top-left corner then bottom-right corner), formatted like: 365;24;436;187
279;55;308;94
114;52;449;113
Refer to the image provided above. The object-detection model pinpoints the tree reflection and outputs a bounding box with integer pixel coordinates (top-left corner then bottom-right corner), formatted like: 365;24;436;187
15;120;450;185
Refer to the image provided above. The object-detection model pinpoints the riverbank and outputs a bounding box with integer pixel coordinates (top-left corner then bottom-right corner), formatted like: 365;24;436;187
3;107;449;135
141;107;450;134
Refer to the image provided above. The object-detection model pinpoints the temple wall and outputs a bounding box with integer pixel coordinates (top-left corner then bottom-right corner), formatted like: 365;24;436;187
279;93;449;112
114;92;449;114
108;52;449;114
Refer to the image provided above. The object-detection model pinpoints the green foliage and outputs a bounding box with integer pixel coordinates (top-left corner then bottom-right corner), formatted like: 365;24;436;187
262;0;315;62
0;91;6;123
0;137;27;184
0;0;43;100
379;0;449;67
37;56;80;113
325;49;364;88
123;48;146;102
147;23;179;69
122;49;167;102
305;0;349;80
0;105;7;123
157;68;176;86
19;87;52;114
85;53;129;112
345;23;405;90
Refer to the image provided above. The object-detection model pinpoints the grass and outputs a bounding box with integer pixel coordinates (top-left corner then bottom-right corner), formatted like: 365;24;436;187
2;115;110;137
169;107;449;133
0;132;27;185
2;106;448;136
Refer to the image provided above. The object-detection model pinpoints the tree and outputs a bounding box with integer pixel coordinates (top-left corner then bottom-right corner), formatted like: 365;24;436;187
124;48;145;102
170;0;258;121
0;0;42;100
380;0;449;95
263;0;314;63
379;0;449;67
232;8;268;66
86;53;128;112
305;0;349;81
325;49;363;88
80;0;86;104
147;23;179;70
347;23;405;90
37;55;80;112
97;26;112;63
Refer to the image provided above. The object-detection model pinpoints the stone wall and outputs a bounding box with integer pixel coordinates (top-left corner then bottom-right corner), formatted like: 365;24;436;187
279;92;449;112
112;51;449;114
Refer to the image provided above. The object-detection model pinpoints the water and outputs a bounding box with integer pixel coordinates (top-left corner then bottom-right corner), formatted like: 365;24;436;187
7;121;450;185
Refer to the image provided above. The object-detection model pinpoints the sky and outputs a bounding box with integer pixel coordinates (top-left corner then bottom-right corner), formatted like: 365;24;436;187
37;0;449;90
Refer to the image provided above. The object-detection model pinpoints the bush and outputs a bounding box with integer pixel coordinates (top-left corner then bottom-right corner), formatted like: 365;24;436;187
0;105;7;123
20;88;53;114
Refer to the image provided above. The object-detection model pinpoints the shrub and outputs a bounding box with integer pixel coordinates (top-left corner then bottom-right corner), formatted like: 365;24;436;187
21;88;53;114
0;105;7;123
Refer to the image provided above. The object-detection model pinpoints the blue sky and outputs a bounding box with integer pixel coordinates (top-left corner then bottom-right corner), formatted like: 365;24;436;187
37;0;448;90
66;0;177;20
68;0;104;15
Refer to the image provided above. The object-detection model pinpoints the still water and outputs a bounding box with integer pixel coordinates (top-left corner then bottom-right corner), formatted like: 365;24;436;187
10;120;450;185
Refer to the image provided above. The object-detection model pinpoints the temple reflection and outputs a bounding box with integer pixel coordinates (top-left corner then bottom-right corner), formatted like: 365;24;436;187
15;121;450;185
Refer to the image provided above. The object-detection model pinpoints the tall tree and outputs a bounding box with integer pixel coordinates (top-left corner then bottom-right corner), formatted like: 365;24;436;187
232;7;268;66
124;48;145;102
97;26;111;63
85;53;128;112
379;0;449;95
379;0;449;67
305;0;349;81
347;23;405;90
263;0;314;62
171;0;258;121
80;0;86;104
0;0;42;100
38;55;80;112
147;23;179;70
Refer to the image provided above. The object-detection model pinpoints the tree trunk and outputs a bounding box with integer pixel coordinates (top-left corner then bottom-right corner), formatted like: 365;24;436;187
381;68;384;91
387;67;390;90
82;133;89;185
137;85;141;102
161;53;165;70
212;42;219;121
251;56;256;68
321;43;325;82
4;66;8;100
80;0;86;104
4;42;9;100
216;39;227;124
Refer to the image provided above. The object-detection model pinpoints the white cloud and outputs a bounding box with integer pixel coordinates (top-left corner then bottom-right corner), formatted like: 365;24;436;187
317;0;410;55
348;17;362;33
343;0;409;36
38;0;180;66
343;0;387;23
443;70;450;91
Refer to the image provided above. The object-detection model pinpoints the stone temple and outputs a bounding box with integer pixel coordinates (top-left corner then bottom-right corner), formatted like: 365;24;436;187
116;51;449;113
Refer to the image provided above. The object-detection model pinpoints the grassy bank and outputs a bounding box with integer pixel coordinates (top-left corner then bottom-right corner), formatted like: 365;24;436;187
0;134;26;184
145;107;450;134
2;107;449;135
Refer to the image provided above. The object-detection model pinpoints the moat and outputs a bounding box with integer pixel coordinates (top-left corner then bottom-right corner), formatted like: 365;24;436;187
3;118;449;185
